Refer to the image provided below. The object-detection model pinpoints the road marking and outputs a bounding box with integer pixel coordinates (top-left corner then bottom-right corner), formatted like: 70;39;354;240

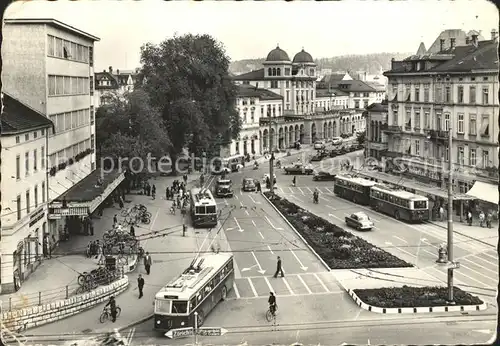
297;187;305;194
267;245;275;255
245;209;250;216
423;249;436;258
265;215;283;230
224;198;229;206
481;252;498;261
328;213;343;222
473;255;498;268
325;187;334;193
277;187;285;193
282;277;295;295
422;239;438;249
233;282;241;298
459;263;496;282
297;275;312;294
290;194;304;202
461;257;497;274
248;195;261;204
325;205;336;211
319;196;329;202
252;220;257;227
287;187;294;193
313;273;330;292
258;231;265;239
234;195;239;200
247;277;258;297
240;189;243;195
305;187;313;193
240;201;245;208
264;276;274;292
234;217;244;232
393;235;408;243
289;249;308;271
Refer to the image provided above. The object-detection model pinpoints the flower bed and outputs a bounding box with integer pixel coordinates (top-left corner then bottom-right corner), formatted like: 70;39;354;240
354;286;483;308
264;192;412;269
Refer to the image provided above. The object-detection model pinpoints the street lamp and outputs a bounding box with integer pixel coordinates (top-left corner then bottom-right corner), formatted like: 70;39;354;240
446;127;455;303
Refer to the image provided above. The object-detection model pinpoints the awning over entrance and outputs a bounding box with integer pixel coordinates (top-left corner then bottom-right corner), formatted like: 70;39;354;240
466;181;499;205
49;169;125;217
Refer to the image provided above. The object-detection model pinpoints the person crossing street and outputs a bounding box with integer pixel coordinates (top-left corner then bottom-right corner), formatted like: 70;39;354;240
144;251;153;275
273;256;284;278
137;274;145;299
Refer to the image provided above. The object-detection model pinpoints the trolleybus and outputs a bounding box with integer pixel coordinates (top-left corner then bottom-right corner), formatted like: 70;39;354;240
223;154;244;172
190;188;218;228
154;253;234;333
333;175;377;205
369;184;429;222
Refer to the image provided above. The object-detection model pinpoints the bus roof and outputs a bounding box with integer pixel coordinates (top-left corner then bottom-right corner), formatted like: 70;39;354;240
335;175;377;187
190;188;215;204
371;184;428;200
155;253;233;300
224;154;244;161
217;179;231;184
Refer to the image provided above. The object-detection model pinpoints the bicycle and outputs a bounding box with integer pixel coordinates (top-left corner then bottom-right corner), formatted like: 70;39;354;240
266;304;278;322
99;306;122;323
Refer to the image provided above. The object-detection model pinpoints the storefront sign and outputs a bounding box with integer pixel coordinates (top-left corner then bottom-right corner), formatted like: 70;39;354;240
407;165;441;181
29;209;45;227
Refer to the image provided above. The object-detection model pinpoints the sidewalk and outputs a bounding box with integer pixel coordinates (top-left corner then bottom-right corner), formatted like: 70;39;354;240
23;173;223;337
429;218;498;248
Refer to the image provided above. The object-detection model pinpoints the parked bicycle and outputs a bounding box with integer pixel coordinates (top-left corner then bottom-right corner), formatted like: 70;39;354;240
99;306;122;323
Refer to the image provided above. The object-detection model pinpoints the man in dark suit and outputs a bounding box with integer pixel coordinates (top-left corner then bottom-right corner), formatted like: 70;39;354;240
144;252;152;275
273;256;284;278
137;274;145;298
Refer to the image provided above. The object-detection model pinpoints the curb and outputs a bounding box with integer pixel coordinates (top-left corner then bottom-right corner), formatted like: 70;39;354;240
117;314;154;332
260;192;331;272
347;288;488;314
427;221;496;249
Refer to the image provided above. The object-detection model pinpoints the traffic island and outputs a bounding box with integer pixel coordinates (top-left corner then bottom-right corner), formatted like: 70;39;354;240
262;192;412;269
350;286;486;313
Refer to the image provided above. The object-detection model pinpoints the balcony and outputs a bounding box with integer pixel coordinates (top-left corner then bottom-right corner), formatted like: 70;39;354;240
404;123;412;131
384;125;402;133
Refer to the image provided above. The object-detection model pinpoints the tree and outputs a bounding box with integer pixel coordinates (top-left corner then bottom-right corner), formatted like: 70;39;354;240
137;33;241;161
356;130;366;144
95;90;171;171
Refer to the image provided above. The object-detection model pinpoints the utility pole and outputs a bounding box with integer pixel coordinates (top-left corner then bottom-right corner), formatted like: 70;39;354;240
447;127;454;303
268;116;275;193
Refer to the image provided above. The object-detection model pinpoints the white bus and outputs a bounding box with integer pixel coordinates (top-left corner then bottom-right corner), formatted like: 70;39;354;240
334;175;377;205
190;188;218;228
223;154;244;172
154;253;234;333
369;185;429;222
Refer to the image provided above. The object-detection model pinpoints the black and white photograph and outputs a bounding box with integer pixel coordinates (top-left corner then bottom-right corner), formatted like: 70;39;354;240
0;0;498;345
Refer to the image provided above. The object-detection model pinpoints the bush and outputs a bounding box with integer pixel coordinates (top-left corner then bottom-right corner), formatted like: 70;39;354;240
264;192;412;269
354;286;483;308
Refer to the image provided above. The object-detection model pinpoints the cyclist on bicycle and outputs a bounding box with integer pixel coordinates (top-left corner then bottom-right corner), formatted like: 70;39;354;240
104;296;118;322
268;292;277;315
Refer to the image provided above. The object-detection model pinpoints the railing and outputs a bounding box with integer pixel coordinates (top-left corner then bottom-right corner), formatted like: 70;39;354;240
384;125;402;132
2;283;80;311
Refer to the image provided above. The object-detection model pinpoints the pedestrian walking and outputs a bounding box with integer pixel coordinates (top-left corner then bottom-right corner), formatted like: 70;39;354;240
292;176;296;187
152;184;156;200
166;187;170;200
118;196;124;209
113;214;118;226
144;252;153;275
137;274;145;299
130;224;135;237
439;206;444;221
273;256;284;278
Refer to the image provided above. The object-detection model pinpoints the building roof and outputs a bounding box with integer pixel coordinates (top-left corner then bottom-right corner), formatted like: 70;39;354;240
320;73;346;84
265;46;291;62
233;68;266;81
364;81;386;91
1;92;54;135
366;102;388;112
237;85;282;100
95;71;120;90
329;80;376;93
293;49;314;64
416;42;427;55
4;18;99;41
429;39;498;72
315;89;335;98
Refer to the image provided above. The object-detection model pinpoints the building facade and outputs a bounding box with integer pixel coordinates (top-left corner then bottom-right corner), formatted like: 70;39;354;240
365;101;389;160
0;93;53;293
383;32;498;195
94;66;139;107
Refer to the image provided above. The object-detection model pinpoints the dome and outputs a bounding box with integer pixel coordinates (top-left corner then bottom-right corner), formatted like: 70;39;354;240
292;49;314;64
265;46;290;62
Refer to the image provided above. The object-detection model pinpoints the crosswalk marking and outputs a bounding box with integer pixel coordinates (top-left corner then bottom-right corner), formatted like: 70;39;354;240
297;187;305;194
298;275;312;294
305;187;313;193
325;187;334;193
264;276;274;292
461;257;497;274
313;273;329;292
282;277;295;295
248;277;258;297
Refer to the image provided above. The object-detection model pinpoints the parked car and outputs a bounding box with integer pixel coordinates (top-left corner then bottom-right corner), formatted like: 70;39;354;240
313;140;326;150
310;154;323;162
345;212;374;231
329;148;342;157
284;163;314;175
242;177;257;192
331;137;343;146
214;178;234;197
312;171;336;181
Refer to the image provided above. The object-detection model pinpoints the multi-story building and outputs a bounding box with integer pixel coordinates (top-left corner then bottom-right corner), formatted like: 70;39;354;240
0;92;53;293
426;29;485;54
232;47;366;149
383;31;498;201
2;19;125;265
365;100;389;160
231;85;283;156
94;66;139;107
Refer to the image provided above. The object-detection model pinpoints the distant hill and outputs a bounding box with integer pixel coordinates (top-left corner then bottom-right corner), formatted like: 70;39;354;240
229;52;413;76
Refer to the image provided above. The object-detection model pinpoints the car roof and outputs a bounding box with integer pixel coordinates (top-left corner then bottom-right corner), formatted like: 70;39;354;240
353;212;368;217
243;177;254;181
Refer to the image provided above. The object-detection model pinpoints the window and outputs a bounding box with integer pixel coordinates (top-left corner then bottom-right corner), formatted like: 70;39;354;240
457;86;464;103
89;46;93;66
482;87;489;104
435;86;442;102
16;195;21;220
71;76;78;94
414;86;420;101
415;140;420;156
392;109;398;125
250;110;255;123
33;131;38;139
482;150;489;168
55;37;63;57
63;76;70;94
56;76;63;95
423;84;429;102
469;114;476;135
72;111;77;129
363;99;369;107
25;133;29;141
48;76;55;96
270;80;278;88
16;136;20;144
445;147;449;161
65;112;71;131
480;115;489;136
414;110;420;128
469;148;476;166
41;181;46;203
242;110;247;123
424;111;429;128
16;155;21;180
392;85;397;99
34;185;38;208
457;114;464;133
457;147;464;165
33;149;38;172
26;190;30;214
25;152;29;176
445;86;451;102
444;113;450;130
47;35;55;56
286;90;289;103
469;86;476;103
354;100;360;109
405;108;411;124
285;68;291;76
63;41;69;58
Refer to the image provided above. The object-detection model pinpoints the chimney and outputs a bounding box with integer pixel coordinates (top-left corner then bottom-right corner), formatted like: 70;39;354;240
109;66;113;73
117;69;120;75
439;39;445;52
491;29;498;40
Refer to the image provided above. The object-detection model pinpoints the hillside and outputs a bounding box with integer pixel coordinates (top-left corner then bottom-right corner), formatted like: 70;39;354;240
229;52;412;76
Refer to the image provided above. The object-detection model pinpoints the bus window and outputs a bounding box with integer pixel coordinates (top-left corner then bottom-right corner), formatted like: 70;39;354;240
197;292;203;302
414;200;427;209
189;297;197;311
172;301;188;314
206;206;216;214
155;299;171;313
195;206;205;214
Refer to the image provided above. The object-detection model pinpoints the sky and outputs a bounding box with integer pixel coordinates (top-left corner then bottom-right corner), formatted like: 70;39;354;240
5;0;498;71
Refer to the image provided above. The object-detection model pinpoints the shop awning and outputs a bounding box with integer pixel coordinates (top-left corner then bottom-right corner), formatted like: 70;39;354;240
49;169;125;217
466;181;499;205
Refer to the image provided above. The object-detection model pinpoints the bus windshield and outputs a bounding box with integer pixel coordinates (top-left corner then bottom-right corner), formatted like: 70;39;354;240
171;300;188;314
206;206;216;214
414;200;427;209
155;299;171;314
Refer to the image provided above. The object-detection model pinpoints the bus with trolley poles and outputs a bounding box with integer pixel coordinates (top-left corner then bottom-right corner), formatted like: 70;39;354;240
153;252;235;333
333;174;377;205
223;154;244;172
190;188;218;228
369;184;429;222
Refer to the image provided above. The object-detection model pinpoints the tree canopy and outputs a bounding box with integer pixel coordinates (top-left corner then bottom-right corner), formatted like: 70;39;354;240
137;33;241;157
95;89;171;170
